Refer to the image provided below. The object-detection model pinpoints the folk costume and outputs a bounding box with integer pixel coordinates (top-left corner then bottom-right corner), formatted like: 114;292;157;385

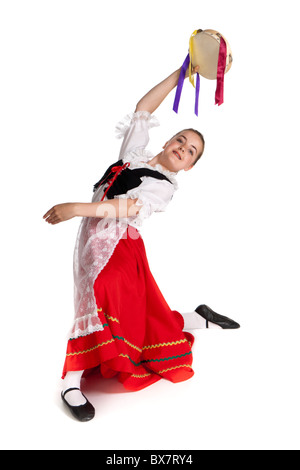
59;29;240;422
62;111;195;391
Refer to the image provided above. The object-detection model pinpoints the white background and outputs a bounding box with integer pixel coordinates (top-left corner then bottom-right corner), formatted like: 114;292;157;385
1;0;300;450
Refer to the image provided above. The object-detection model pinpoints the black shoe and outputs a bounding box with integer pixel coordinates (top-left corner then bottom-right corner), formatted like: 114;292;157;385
195;304;240;330
61;387;95;422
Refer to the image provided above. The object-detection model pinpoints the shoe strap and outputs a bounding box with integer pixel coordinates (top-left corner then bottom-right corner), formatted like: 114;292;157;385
63;387;81;398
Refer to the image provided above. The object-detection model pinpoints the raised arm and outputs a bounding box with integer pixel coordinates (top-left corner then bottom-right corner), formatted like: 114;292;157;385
135;66;199;114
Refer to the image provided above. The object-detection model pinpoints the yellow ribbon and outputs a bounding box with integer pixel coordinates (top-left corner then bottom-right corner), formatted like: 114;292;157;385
189;30;199;88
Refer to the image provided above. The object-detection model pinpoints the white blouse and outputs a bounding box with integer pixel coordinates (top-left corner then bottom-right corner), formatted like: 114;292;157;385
70;111;178;339
97;110;178;228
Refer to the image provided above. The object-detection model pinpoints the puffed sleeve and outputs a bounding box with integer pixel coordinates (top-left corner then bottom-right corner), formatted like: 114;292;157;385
115;177;175;227
116;111;159;159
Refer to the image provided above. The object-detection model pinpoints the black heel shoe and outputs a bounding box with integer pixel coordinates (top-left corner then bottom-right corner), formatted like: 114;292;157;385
195;304;240;329
61;387;95;422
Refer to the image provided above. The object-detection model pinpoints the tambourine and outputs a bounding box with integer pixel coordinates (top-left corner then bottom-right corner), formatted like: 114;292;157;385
173;29;233;116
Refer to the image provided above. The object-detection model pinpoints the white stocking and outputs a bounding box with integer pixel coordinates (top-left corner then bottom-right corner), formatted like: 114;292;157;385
182;311;222;330
62;370;86;406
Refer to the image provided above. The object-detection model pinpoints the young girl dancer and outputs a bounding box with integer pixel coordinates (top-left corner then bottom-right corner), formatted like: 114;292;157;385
44;65;239;422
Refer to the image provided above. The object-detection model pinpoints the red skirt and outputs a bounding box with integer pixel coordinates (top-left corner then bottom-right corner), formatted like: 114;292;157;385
62;227;194;391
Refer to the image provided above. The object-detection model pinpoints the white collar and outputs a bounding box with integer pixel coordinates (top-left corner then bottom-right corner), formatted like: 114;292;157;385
123;149;179;190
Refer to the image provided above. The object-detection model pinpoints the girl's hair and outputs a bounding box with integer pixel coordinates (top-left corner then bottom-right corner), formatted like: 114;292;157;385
174;129;205;165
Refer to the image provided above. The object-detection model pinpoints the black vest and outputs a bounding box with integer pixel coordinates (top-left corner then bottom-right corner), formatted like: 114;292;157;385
93;160;172;200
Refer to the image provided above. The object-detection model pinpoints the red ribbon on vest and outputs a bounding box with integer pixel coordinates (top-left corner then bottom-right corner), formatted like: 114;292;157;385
215;37;227;106
101;162;131;201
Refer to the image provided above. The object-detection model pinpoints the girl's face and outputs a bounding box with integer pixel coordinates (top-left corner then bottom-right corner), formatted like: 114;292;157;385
161;130;203;173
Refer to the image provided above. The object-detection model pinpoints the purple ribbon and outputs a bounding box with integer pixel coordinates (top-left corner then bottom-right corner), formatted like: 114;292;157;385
173;53;201;116
173;53;190;114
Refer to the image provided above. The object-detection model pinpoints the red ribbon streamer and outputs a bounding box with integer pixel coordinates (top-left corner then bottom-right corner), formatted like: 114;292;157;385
101;162;130;201
215;37;227;106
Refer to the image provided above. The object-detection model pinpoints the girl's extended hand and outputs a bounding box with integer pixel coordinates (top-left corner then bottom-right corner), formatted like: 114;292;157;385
185;65;200;78
43;203;77;225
